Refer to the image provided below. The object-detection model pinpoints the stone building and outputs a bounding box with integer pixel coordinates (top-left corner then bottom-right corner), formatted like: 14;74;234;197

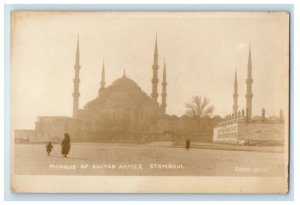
15;36;221;143
212;46;285;145
212;113;284;145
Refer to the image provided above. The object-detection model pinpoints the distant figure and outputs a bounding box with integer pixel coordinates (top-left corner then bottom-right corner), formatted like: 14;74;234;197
185;139;190;150
280;109;284;123
61;133;71;158
45;141;53;156
262;108;266;122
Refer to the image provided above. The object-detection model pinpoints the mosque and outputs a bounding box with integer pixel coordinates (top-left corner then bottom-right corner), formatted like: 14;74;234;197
212;46;285;145
15;36;221;143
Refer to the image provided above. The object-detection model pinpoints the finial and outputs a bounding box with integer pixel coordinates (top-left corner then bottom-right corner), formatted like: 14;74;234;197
123;68;126;77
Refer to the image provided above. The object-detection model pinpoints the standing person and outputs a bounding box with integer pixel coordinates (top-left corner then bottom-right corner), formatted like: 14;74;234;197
185;139;190;150
45;141;54;156
61;133;71;158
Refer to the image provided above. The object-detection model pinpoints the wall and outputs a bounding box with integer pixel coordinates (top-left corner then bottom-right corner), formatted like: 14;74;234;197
238;122;284;143
14;130;35;143
213;120;284;145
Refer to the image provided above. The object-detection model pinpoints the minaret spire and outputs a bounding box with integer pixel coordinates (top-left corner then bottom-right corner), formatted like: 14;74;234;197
72;36;81;117
154;34;158;64
76;35;79;62
233;69;238;115
160;59;167;114
151;34;159;103
245;44;253;120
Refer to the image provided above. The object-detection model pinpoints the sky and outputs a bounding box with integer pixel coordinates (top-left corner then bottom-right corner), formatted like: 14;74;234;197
11;12;289;129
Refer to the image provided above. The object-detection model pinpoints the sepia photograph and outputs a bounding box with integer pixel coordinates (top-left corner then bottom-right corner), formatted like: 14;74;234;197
10;11;289;193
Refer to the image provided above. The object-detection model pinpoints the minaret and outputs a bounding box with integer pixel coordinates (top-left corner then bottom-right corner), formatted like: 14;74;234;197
101;60;105;88
72;36;81;117
245;45;253;119
98;60;105;95
233;70;238;115
160;60;167;114
151;34;159;104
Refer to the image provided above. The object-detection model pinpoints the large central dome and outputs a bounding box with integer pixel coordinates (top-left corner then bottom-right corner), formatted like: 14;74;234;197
110;76;143;93
83;75;158;113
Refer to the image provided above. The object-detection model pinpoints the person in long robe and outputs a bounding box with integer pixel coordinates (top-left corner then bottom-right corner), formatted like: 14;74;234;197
61;133;71;158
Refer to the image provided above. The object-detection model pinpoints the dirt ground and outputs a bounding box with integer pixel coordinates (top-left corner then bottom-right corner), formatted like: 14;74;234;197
13;142;285;176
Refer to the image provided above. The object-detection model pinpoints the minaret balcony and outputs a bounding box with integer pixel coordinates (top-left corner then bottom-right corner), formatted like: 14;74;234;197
151;94;158;99
72;93;80;98
152;79;159;84
246;79;253;83
152;65;159;70
73;79;80;83
74;65;81;70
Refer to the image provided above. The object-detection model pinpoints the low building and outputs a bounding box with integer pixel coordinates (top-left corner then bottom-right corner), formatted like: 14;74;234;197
14;130;35;143
213;116;284;145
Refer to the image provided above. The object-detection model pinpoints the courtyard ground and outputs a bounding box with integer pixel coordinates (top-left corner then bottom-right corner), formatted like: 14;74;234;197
13;142;285;176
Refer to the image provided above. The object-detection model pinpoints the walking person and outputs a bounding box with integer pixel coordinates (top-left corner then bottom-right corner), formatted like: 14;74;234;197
61;133;71;158
185;139;190;150
45;141;54;156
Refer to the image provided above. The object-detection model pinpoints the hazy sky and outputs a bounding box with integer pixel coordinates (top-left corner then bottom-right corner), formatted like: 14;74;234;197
11;12;289;129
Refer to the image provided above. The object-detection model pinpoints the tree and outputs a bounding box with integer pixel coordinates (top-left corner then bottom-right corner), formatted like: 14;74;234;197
185;96;214;118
